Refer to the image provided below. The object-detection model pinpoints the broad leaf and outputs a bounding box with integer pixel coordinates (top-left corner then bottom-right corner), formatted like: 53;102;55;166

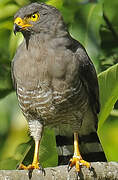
0;4;19;19
69;2;103;70
47;0;63;9
99;0;118;63
103;0;118;28
9;31;23;59
98;115;118;161
98;63;118;128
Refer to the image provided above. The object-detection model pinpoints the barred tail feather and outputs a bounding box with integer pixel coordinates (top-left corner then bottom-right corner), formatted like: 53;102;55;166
79;132;107;162
56;132;107;165
56;135;73;165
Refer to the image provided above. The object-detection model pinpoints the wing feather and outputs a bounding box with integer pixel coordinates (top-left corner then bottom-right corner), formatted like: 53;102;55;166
75;45;100;115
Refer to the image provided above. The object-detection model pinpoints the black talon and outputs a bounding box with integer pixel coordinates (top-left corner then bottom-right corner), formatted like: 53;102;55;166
38;164;46;176
67;161;72;172
41;168;46;176
89;165;93;171
28;169;33;180
77;171;80;177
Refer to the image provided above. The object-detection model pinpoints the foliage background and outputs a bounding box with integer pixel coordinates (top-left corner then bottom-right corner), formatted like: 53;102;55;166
0;0;118;169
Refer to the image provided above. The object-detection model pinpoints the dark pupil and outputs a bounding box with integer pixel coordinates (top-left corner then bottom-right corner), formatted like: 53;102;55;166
32;14;36;18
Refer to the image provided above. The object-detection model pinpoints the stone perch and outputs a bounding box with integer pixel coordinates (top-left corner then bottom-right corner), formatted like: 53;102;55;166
0;162;118;180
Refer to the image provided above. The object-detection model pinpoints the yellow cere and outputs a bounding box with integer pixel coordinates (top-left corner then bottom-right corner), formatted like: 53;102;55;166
14;17;32;29
14;13;40;29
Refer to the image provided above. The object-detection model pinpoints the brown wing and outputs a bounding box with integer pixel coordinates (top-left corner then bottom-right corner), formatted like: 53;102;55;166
75;44;100;115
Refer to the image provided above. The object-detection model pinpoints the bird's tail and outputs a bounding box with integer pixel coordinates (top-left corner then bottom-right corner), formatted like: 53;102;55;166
56;134;73;165
56;132;107;165
79;132;107;162
55;106;107;165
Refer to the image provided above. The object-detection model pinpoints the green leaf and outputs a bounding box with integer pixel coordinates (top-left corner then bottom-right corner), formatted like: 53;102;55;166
39;128;58;167
22;128;58;168
9;31;23;59
0;158;19;170
0;4;19;19
0;0;12;6
99;0;118;65
46;0;63;9
110;109;118;117
14;0;30;6
69;2;103;71
0;21;13;30
98;115;118;161
103;0;118;27
98;63;118;128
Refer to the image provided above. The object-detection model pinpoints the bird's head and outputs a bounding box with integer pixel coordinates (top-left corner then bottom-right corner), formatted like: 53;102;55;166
14;3;65;36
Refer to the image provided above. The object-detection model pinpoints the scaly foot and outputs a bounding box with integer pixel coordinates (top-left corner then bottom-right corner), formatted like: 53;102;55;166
18;162;45;178
18;162;41;170
68;155;90;172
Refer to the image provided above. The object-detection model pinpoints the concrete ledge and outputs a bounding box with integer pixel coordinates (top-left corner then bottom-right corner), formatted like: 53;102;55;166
0;162;118;180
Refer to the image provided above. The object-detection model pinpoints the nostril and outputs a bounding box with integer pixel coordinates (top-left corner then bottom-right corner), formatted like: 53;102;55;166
14;17;23;26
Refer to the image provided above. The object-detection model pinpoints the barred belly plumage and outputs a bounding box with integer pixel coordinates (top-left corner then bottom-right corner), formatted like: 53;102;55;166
17;80;88;131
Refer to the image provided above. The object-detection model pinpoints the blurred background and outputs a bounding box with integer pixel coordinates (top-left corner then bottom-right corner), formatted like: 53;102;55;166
0;0;118;169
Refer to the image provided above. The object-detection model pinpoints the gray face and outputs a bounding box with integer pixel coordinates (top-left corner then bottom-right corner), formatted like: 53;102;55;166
14;2;63;34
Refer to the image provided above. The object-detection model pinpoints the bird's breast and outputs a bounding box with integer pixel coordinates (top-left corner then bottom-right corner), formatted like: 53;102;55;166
17;78;88;129
17;85;54;121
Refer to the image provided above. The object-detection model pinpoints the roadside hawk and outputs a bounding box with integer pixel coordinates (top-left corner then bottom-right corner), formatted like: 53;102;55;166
12;2;107;172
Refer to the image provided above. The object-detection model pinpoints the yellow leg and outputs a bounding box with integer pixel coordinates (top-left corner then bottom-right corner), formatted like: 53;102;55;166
19;140;41;170
32;140;40;167
68;132;90;172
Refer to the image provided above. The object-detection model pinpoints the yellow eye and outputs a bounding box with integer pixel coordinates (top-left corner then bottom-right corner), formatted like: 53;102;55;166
30;13;40;21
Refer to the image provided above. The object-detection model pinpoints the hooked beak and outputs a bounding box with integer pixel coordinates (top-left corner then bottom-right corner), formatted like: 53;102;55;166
13;17;32;35
14;23;22;35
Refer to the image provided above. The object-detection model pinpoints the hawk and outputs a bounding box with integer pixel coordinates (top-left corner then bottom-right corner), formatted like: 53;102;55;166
12;2;106;172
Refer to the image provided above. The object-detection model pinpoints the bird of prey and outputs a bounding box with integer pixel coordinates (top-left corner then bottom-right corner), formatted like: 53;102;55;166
12;2;106;172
